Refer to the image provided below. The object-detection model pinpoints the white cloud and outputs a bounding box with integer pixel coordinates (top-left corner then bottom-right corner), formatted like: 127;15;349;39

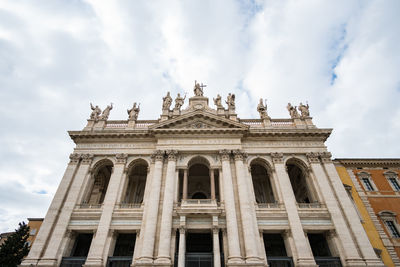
0;0;399;232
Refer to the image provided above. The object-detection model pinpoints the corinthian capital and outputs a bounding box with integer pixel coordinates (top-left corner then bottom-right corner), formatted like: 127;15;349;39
306;152;320;164
271;153;283;163
233;150;247;161
81;154;94;164
69;153;81;164
319;152;332;163
116;153;128;164
219;149;231;161
166;150;178;161
151;150;164;162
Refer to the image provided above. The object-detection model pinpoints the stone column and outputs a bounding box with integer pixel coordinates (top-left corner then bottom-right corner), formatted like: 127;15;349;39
271;153;316;267
38;154;94;267
219;150;243;264
182;168;188;200
135;150;164;265
85;154;128;266
233;150;263;264
177;227;186;267
321;152;384;266
155;150;178;264
22;154;81;266
210;168;216;200
213;228;221;267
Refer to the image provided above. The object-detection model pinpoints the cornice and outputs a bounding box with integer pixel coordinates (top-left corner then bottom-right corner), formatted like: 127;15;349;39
334;158;400;168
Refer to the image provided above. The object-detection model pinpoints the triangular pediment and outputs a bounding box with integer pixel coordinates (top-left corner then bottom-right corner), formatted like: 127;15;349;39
149;110;249;132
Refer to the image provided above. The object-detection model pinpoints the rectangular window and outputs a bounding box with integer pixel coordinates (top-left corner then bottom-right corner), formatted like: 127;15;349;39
385;221;400;238
362;178;374;191
389;178;400;191
30;228;37;236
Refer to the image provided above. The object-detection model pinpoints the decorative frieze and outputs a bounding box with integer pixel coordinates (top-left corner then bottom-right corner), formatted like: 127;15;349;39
271;152;283;163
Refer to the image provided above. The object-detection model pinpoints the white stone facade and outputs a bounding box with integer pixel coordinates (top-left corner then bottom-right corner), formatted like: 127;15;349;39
22;88;384;267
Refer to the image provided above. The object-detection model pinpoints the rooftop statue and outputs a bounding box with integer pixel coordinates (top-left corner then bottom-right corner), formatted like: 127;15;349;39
257;98;269;119
90;103;102;121
162;92;173;111
127;102;140;121
100;103;113;120
193;80;206;96
298;102;310;118
174;93;186;111
226;93;236;110
287;103;299;119
213;94;224;109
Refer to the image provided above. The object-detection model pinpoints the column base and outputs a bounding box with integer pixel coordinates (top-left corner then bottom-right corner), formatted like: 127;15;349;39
83;257;103;267
296;258;318;267
245;256;265;265
36;259;58;267
365;259;385;266
345;258;368;267
20;259;40;266
227;256;245;266
132;257;154;266
153;256;172;266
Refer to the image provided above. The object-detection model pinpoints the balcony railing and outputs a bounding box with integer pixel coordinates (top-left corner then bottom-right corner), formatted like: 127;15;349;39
267;256;294;267
60;257;86;267
315;257;342;267
115;203;142;209
297;202;324;209
107;256;132;267
76;203;102;209
181;199;218;205
257;202;284;209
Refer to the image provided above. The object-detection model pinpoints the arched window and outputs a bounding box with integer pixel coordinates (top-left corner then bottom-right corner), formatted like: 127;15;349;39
123;161;148;204
250;163;275;203
286;159;315;203
85;160;113;205
188;163;210;199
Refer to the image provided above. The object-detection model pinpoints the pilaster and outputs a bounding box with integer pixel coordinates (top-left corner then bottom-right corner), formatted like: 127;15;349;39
85;154;128;267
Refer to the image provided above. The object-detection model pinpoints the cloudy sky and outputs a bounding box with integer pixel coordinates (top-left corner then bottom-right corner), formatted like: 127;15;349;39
0;0;399;232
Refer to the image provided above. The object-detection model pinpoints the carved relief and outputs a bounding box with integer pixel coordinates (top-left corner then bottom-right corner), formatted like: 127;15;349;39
233;150;247;161
151;150;165;162
319;152;332;163
166;150;178;161
219;149;231;161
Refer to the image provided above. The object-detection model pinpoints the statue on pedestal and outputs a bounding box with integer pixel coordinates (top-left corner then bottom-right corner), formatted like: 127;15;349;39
257;98;269;119
298;102;310;118
127;102;140;121
226;93;236;110
213;94;224;109
174;93;186;111
90;103;102;121
287;103;299;119
100;103;113;120
162;92;172;111
193;80;206;96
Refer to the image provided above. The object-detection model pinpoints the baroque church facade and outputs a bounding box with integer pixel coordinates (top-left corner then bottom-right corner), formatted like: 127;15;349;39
22;83;384;267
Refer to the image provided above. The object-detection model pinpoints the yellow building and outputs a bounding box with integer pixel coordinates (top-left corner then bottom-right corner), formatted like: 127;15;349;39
334;159;400;267
27;218;44;248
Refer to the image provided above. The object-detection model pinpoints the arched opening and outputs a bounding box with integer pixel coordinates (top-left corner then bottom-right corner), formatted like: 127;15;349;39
188;164;210;199
251;163;275;203
286;159;314;203
85;161;113;205
123;161;148;204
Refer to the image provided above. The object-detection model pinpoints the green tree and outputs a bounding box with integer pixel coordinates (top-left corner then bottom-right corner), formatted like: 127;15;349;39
0;222;30;267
